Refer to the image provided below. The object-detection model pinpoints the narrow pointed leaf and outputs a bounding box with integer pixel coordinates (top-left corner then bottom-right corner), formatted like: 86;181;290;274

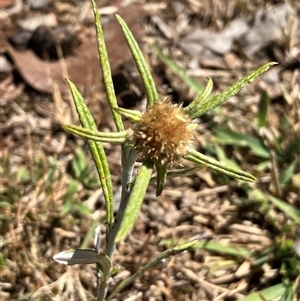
115;14;158;106
185;148;257;182
63;125;127;143
267;194;300;224
156;163;167;196
214;127;270;159
280;283;297;301
193;241;252;258
258;90;269;127
113;107;142;122
90;0;124;132
280;159;298;184
107;238;199;300
151;44;203;94
192;62;277;117
163;239;251;258
53;249;110;268
66;79;114;227
237;283;286;301
184;78;213;118
116;161;153;241
151;166;204;183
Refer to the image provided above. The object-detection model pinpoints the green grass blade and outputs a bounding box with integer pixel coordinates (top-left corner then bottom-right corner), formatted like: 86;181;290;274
66;79;114;227
192;62;277;117
115;14;158;106
116;161;153;241
258;90;269;127
163;239;251;258
267;195;300;224
185;147;257;182
214;127;270;159
150;166;205;183
192;241;251;258
280;159;298;184
151;44;203;94
238;283;286;301
280;283;297;301
90;0;124;132
107;238;199;300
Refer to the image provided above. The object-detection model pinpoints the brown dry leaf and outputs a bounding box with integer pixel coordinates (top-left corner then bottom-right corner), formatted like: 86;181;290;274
2;4;145;94
0;0;15;8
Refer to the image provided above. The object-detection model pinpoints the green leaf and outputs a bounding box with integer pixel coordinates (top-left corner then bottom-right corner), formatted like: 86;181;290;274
113;107;142;122
151;166;204;182
116;161;153;241
61;199;73;215
280;283;297;301
14;166;30;182
107;238;199;300
267;194;300;224
184;78;213;119
285;138;300;159
185;148;257;183
72;147;88;178
237;283;286;301
90;0;124;132
151;44;203;94
192;62;277;117
73;203;92;217
64;125;127;143
192;240;252;258
257;90;269;127
280;159;298;185
66;79;114;227
214;127;270;159
115;14;158;106
214;145;240;170
53;249;111;272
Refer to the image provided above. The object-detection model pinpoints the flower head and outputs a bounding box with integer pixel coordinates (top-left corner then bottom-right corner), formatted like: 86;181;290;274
131;99;195;166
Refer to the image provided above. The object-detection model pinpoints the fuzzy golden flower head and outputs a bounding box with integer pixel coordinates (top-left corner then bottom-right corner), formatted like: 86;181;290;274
131;99;195;166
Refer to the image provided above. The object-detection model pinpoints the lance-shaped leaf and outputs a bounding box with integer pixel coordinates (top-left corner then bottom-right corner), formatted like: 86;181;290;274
151;166;205;183
184;78;213;119
90;0;123;132
116;161;153;241
267;194;300;224
63;125;127;143
185;147;257;182
106;238;200;300
115;14;158;106
53;249;110;270
66;79;114;227
191;62;277;118
113;107;143;123
237;283;286;301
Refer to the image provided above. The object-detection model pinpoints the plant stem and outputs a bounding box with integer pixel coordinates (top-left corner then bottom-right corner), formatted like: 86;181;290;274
106;147;138;257
96;147;138;301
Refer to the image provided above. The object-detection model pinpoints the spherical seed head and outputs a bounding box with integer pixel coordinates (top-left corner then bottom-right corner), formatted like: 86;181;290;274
132;100;195;166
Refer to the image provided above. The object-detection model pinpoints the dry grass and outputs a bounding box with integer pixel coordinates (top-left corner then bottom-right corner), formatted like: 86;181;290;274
1;0;299;300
